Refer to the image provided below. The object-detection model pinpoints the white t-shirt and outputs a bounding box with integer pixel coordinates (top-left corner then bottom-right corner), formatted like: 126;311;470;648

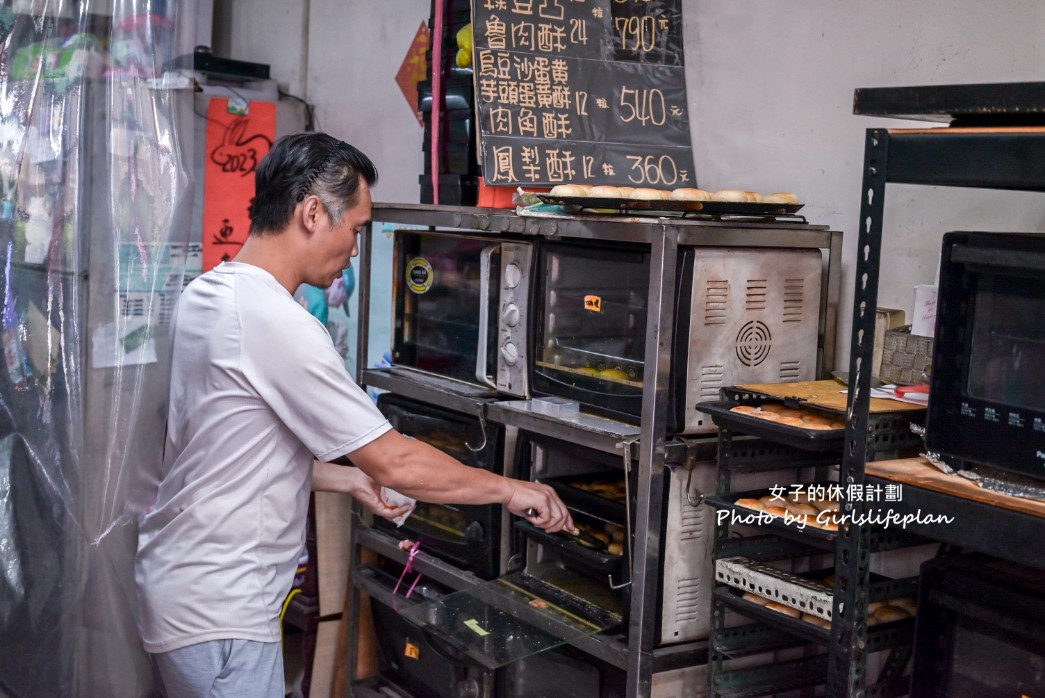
135;262;391;653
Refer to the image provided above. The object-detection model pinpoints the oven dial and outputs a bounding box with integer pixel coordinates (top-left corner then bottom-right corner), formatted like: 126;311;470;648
500;341;519;365
502;303;520;327
504;262;522;289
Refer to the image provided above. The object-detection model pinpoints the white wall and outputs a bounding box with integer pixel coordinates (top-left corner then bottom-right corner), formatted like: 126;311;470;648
222;0;1045;370
685;1;1045;368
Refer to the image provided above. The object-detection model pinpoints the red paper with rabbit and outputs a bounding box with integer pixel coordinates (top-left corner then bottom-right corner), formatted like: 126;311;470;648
202;99;276;272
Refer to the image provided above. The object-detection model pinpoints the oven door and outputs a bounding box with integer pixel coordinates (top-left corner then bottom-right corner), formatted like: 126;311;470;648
532;240;650;421
376;393;504;579
392;230;533;397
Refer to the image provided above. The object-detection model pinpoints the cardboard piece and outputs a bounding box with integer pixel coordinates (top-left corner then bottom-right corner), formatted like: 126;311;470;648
736;379;925;414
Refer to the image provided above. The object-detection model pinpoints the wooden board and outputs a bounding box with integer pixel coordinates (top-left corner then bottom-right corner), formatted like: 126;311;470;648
868;456;1045;519
315;491;353;617
736;380;925;414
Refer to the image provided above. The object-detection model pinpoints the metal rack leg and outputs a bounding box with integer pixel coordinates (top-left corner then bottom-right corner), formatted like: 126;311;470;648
830;128;890;697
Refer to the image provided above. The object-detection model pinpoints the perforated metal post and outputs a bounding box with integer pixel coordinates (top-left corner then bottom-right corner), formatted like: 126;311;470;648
829;128;889;697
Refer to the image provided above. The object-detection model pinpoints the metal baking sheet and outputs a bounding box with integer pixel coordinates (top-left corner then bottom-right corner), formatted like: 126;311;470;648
536;194;803;216
697;400;845;451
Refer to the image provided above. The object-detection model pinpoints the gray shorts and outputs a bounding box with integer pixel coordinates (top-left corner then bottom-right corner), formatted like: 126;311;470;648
152;639;284;698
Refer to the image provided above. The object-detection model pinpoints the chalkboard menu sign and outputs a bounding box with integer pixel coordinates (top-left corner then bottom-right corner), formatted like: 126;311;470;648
472;0;695;188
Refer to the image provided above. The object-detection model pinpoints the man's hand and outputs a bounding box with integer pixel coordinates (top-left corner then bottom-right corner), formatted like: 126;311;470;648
312;460;414;522
505;480;573;533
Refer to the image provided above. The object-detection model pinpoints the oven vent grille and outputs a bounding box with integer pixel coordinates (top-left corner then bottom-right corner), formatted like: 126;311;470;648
735;320;772;367
780;360;802;381
680;503;706;539
745;279;768;310
699;365;724;400
704;280;729;325
674;577;703;623
783;278;805;322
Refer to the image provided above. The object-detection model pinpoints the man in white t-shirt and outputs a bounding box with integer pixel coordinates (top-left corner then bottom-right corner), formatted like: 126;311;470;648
135;133;573;698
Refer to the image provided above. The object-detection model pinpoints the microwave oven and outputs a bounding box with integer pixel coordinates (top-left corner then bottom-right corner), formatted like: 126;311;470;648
391;230;534;397
532;240;825;432
925;231;1045;480
375;393;506;579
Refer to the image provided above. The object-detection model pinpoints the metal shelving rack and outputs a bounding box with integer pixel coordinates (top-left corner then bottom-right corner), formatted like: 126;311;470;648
345;203;842;697
832;117;1045;696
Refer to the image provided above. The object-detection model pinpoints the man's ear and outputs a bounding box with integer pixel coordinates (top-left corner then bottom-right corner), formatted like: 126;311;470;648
299;195;323;235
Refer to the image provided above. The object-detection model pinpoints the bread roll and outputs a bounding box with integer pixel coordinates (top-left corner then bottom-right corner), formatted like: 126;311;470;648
550;184;586;197
802;422;835;430
766;192;799;205
777;416;805;427
731;405;760;414
670;187;711;201
891;597;918;615
873;605;909;623
712;189;755;203
617;186;635;197
759;495;782;507
630;187;669;200
754;411;781;421
743;592;771;606
766;602;802;618
758;403;787;413
747;192;763;203
763;506;789;518
786;502;819;517
590;185;622;198
575;184;594;194
735;497;765;511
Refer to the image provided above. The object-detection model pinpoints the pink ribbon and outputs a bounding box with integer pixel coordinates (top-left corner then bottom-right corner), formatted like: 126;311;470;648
393;540;424;601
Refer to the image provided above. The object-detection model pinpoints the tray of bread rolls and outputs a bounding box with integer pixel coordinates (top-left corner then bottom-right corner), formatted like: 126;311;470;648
697;399;847;450
713;572;916;644
706;486;843;544
715;557;918;624
536;185;803;216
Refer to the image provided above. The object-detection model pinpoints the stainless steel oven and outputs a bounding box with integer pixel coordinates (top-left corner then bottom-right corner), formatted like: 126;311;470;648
392;230;534;397
514;431;718;647
532;240;825;433
359;562;628;698
375;393;505;579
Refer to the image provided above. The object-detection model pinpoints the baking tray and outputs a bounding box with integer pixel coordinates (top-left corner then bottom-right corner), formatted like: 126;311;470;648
715;557;919;622
712;586;915;648
536;194;803;216
697;400;845;450
514;520;623;575
705;487;840;546
542;474;629;520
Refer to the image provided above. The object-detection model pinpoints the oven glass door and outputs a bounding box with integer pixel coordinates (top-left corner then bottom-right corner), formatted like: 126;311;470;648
533;242;650;419
394;232;499;386
376;394;503;578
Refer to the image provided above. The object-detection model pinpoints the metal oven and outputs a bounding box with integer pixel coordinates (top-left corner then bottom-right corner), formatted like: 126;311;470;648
375;393;505;579
391;229;534;397
512;431;718;647
925;231;1045;480
532;240;825;433
358;562;627;698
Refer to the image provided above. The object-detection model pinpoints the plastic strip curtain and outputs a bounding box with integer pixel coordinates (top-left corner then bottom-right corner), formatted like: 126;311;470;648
0;1;194;695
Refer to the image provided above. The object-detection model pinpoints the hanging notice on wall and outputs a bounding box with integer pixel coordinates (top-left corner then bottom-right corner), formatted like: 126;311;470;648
202;99;275;273
472;0;695;188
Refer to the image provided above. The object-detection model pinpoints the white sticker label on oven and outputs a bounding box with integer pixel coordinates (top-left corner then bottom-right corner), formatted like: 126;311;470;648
407;257;434;294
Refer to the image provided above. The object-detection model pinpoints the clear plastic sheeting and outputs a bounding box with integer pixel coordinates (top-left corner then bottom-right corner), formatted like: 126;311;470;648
0;1;195;695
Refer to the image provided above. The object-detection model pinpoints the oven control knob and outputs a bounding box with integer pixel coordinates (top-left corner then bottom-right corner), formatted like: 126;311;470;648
504;262;522;289
500;342;519;366
502;303;520;327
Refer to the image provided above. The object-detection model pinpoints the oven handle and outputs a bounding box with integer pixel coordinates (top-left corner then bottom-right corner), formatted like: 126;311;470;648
475;244;499;390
